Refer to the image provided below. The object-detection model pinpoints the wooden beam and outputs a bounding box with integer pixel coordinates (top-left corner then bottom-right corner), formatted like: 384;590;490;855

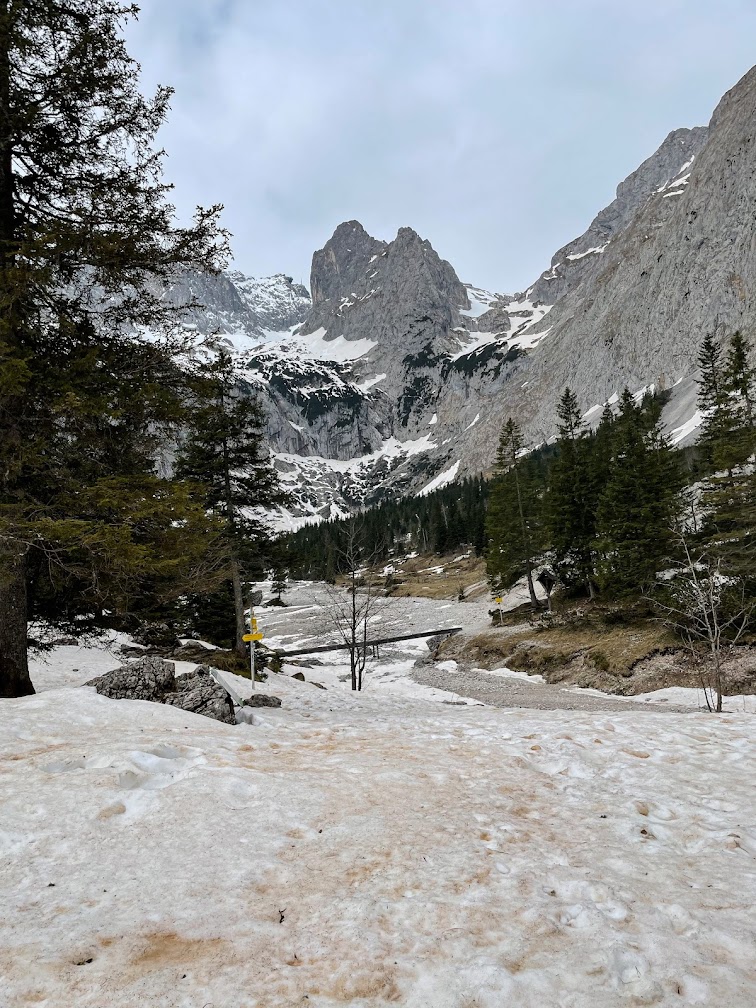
275;627;462;658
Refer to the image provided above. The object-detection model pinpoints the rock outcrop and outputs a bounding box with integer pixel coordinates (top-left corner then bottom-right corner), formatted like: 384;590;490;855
85;657;236;724
85;656;176;702
164;270;311;340
163;667;236;724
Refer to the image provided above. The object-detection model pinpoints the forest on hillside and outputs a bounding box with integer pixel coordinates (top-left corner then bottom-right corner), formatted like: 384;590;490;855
283;332;755;630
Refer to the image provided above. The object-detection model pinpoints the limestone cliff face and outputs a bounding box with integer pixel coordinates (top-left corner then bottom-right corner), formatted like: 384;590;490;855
165;270;311;338
302;221;471;434
459;65;756;469
528;126;709;305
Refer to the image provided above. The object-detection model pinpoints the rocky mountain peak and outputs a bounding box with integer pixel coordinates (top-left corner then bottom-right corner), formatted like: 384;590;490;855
308;219;386;312
291;222;474;426
162;269;311;340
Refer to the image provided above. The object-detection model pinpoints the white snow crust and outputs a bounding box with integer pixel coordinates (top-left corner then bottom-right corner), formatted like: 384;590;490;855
418;460;461;496
2;632;756;1007
670;408;704;445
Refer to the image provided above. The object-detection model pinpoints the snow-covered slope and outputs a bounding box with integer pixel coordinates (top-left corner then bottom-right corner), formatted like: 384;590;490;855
3;639;756;1006
166;270;311;341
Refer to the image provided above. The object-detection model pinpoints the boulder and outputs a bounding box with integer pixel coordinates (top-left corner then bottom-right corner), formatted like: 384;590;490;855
171;642;219;663
163;668;236;724
243;694;283;709
85;658;237;724
85;655;176;701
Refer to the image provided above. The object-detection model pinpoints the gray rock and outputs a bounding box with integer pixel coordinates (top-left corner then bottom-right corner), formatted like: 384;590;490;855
162;270;311;339
243;694;283;708
529;127;710;305
460;63;756;463
85;658;237;724
163;668;236;724
85;656;176;701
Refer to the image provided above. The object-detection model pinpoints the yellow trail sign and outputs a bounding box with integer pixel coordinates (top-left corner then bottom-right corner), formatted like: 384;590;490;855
243;632;264;642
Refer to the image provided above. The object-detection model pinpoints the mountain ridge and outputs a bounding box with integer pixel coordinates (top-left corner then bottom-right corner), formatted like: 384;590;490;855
176;65;756;529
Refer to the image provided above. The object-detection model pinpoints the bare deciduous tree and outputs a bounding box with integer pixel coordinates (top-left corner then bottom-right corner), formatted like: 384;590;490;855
652;528;755;713
316;524;399;691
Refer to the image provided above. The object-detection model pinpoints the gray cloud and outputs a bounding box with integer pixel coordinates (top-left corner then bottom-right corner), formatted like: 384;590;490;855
127;0;756;291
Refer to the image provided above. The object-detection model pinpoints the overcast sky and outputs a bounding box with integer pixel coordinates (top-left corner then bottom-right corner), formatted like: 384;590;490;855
127;1;756;292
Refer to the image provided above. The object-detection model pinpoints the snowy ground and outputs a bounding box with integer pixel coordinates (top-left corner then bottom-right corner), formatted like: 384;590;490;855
2;613;756;1006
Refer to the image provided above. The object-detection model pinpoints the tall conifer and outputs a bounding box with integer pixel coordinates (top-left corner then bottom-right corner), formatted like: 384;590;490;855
596;391;682;595
0;1;226;696
547;388;597;596
486;418;544;607
176;350;285;656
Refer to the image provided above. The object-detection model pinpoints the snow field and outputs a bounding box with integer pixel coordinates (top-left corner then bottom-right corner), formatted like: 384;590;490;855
2;645;756;1006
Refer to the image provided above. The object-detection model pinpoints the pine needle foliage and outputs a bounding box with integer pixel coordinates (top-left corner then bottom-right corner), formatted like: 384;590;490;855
175;349;286;655
485;418;546;608
0;1;228;696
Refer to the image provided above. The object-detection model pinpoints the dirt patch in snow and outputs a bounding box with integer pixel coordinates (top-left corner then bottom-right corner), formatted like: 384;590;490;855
359;552;489;601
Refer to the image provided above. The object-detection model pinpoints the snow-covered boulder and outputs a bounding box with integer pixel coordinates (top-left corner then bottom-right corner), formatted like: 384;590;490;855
84;655;175;701
84;658;236;724
164;668;236;724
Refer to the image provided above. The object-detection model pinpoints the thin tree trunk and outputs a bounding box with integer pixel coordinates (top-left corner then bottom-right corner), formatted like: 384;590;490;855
511;449;541;611
350;572;357;690
219;406;247;659
230;557;246;659
0;550;34;697
525;565;539;610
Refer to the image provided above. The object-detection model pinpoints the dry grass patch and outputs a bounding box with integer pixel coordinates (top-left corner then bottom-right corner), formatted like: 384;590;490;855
360;552;489;601
445;610;688;695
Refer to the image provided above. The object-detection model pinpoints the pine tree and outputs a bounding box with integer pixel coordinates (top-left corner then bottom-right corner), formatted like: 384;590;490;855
272;567;289;603
596;391;683;596
697;333;741;473
176;350;285;656
698;332;756;594
486;418;544;607
546;388;597;596
22;325;227;636
725;331;756;461
0;2;226;697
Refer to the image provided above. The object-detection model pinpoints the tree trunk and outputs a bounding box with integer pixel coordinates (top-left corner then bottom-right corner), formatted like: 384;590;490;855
230;557;246;659
525;564;539;611
349;645;357;691
512;459;541;612
0;5;31;700
712;642;724;714
0;549;34;697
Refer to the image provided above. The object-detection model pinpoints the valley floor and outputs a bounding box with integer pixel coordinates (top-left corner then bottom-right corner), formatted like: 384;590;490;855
2;614;756;1007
